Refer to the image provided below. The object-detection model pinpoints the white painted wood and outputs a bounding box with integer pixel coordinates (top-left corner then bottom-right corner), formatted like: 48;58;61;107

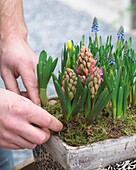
45;134;136;170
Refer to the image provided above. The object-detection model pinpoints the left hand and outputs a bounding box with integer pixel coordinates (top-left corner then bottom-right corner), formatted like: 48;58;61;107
0;39;40;105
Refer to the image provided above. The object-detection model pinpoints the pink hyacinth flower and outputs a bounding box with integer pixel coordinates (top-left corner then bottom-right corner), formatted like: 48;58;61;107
99;67;103;81
80;75;86;83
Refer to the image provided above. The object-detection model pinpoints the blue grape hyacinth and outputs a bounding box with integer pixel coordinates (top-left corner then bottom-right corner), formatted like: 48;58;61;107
91;17;99;33
109;59;115;65
117;26;124;40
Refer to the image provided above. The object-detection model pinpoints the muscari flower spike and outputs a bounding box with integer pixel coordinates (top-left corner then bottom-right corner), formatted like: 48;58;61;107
91;17;99;33
108;59;115;65
117;26;125;40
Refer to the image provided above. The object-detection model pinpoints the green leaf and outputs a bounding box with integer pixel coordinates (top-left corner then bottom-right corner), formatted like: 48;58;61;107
51;58;58;73
73;86;88;116
42;57;52;88
71;76;82;111
64;80;72;120
111;87;116;109
75;45;79;62
52;73;58;82
39;88;48;107
92;88;108;113
43;56;58;89
96;89;113;113
99;36;102;46
66;54;71;68
37;64;41;92
61;43;68;73
117;86;123;117
102;66;112;91
52;75;68;115
58;72;63;86
123;84;128;115
80;35;85;48
106;36;109;46
84;75;90;86
127;37;132;48
39;50;47;63
85;89;91;118
87;89;113;121
93;81;106;105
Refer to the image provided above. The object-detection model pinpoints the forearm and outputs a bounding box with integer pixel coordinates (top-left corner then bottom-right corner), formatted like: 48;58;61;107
0;0;28;43
0;1;40;104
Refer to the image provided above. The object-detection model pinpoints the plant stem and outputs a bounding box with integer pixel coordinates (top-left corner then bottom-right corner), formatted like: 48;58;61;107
39;88;48;106
95;32;98;48
132;84;136;107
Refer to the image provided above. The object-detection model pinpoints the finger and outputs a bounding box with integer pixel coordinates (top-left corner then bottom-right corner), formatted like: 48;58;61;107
14;135;37;149
1;70;20;94
19;123;51;144
20;91;29;98
6;144;20;150
0;141;20;149
26;104;63;132
0;130;36;149
20;68;40;105
42;128;50;133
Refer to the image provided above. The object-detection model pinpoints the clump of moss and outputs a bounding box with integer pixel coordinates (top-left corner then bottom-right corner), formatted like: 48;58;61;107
45;100;136;146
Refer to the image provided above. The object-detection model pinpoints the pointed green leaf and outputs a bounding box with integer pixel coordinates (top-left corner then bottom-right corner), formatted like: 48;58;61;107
85;89;91;118
73;86;88;116
72;76;82;111
52;74;68;114
64;81;72;120
51;58;58;73
88;89;113;121
117;86;123;117
39;50;47;63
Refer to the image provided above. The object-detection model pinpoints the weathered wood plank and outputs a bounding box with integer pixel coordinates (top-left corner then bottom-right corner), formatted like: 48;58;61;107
45;134;136;170
12;157;36;170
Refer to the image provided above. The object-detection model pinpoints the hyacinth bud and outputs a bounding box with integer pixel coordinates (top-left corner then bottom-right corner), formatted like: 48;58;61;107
67;40;73;52
62;68;77;100
76;45;96;77
88;66;103;98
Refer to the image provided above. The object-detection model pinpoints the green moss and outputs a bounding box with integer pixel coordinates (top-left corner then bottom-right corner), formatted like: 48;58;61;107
45;101;136;146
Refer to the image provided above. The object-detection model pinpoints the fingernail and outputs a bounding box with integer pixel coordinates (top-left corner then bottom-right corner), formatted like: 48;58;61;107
38;103;41;107
59;123;63;130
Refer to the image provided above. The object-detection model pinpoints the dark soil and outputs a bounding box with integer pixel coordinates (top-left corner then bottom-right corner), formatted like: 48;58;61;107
45;99;136;147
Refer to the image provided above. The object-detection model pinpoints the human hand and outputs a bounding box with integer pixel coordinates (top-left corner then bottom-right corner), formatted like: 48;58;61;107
0;39;40;105
0;88;63;149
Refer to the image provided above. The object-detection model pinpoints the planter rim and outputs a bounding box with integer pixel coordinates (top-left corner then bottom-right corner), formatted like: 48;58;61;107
45;133;136;169
51;133;136;150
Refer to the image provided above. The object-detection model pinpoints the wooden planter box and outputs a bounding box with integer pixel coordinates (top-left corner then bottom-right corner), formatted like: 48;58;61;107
33;134;136;170
12;158;36;170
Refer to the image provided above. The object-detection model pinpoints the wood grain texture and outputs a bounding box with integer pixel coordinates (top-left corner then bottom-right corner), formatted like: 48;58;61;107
12;157;36;170
45;134;136;170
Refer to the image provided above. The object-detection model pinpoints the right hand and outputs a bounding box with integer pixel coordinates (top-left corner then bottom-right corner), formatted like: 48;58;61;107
0;88;63;149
